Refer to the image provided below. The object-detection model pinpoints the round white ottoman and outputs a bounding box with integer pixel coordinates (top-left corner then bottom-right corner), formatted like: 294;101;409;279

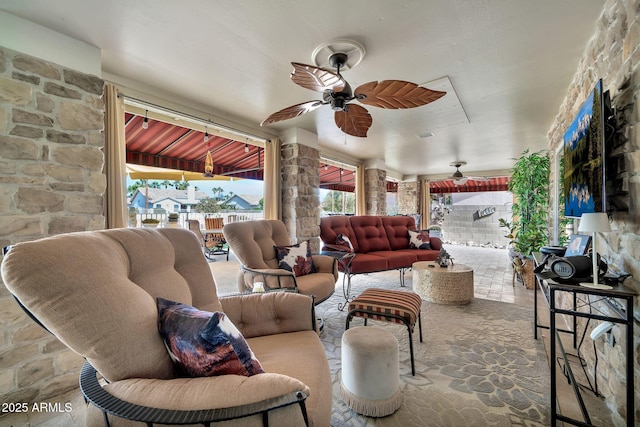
340;326;403;417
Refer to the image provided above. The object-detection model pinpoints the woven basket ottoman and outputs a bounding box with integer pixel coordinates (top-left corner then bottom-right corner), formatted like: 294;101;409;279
346;288;422;375
340;326;403;417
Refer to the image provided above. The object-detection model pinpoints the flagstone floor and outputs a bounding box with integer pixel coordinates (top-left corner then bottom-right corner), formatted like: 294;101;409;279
212;243;531;306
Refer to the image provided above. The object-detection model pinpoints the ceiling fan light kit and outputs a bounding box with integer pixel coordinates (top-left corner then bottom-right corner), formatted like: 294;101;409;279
261;47;446;138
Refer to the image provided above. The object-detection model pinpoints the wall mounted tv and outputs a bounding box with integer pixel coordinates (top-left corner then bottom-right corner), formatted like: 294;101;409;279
563;79;613;217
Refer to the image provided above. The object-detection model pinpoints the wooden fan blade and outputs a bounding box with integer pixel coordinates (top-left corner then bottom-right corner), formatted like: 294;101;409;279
334;104;372;137
355;80;446;109
290;63;346;92
261;100;324;126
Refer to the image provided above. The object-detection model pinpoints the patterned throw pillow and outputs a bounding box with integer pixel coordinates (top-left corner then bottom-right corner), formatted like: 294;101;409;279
157;298;264;377
274;240;316;276
336;234;354;252
408;230;431;250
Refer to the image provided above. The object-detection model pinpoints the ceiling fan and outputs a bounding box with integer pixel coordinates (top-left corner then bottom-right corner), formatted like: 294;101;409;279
447;162;490;185
261;53;446;137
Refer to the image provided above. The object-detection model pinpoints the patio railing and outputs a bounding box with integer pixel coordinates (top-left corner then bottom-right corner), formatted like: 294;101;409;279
132;210;263;228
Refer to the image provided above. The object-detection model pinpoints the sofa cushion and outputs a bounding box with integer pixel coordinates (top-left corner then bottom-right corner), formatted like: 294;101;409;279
320;216;359;253
396;248;440;262
382;215;416;250
369;251;417;269
408;230;432;249
157;298;264;377
274;240;316;276
349;216;391;253
349;253;389;274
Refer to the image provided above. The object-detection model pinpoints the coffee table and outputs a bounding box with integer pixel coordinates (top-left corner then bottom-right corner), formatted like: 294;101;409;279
412;261;474;305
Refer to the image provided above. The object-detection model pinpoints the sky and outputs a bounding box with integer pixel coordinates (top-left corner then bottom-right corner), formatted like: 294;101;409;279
126;176;334;199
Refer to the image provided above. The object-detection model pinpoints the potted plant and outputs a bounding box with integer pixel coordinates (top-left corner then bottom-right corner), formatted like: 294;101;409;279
166;213;180;228
141;218;160;228
427;225;443;239
502;149;550;288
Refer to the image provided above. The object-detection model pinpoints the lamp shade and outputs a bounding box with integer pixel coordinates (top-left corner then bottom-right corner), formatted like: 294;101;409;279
578;213;611;233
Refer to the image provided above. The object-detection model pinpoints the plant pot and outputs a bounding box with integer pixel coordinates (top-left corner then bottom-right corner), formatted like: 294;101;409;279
142;223;158;228
522;259;535;289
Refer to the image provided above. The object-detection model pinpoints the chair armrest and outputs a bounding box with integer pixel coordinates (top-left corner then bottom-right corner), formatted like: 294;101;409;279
81;361;309;425
311;254;338;279
220;292;317;338
240;265;298;292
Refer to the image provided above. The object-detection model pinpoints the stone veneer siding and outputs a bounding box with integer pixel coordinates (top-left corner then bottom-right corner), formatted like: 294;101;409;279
0;46;106;407
397;181;419;215
365;168;387;215
547;1;639;423
281;142;321;252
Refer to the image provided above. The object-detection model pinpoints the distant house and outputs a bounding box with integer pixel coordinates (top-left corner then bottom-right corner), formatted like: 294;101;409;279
129;187;210;212
223;194;262;210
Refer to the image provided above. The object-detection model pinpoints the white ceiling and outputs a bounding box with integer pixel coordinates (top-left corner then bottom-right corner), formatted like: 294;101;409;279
1;0;604;178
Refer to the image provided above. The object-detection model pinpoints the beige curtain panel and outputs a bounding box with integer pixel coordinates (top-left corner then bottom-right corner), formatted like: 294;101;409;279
104;84;128;229
419;178;430;229
355;165;366;216
263;137;281;220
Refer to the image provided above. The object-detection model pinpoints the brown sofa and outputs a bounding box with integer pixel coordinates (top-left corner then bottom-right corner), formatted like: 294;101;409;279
1;228;331;427
320;215;442;285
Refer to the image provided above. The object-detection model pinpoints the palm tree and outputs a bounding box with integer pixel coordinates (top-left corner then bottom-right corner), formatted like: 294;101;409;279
160;180;172;189
211;186;224;200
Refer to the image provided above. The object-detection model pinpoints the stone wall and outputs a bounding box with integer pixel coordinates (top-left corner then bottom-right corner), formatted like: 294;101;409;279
546;1;639;423
440;204;511;247
364;168;387;215
281;142;321;252
0;46;105;406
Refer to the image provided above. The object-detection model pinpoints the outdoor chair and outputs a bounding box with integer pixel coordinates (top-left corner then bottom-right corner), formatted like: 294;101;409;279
223;219;338;305
1;228;332;426
188;219;229;261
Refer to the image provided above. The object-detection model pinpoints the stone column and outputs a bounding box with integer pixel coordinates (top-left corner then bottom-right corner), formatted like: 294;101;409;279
364;159;387;215
280;128;321;252
398;180;419;214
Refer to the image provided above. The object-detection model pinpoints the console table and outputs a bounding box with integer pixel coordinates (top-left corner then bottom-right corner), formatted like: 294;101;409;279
533;253;636;426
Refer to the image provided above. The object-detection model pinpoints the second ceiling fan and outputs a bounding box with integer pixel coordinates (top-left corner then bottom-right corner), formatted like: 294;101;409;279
261;53;446;137
447;162;490;185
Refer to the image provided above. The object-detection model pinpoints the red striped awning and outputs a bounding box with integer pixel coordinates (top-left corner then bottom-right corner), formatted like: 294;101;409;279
429;177;510;193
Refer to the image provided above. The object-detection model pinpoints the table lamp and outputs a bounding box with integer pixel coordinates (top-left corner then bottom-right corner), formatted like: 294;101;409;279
577;212;611;289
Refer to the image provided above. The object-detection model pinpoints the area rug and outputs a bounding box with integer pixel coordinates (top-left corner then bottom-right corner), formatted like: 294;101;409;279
318;274;551;427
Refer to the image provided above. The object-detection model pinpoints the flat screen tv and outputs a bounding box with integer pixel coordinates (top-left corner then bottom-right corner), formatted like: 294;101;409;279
563;79;611;217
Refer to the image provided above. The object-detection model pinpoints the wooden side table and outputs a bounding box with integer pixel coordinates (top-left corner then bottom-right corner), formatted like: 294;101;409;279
412;261;474;304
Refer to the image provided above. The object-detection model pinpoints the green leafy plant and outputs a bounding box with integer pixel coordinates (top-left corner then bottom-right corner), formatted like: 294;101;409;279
141;218;160;224
506;149;550;257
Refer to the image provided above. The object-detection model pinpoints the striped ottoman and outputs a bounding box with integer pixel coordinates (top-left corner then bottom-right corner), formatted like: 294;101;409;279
346;288;423;376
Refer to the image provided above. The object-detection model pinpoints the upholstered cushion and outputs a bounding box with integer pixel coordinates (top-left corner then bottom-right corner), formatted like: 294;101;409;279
408;230;431;249
274;241;316;276
348;288;422;332
157;298;264;377
382;215;416;250
349;216;392;253
319;216;360;253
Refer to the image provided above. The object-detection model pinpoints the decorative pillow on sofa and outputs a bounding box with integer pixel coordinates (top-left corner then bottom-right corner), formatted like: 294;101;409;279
274;240;316;276
336;234;354;252
157;298;264;377
408;230;432;250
